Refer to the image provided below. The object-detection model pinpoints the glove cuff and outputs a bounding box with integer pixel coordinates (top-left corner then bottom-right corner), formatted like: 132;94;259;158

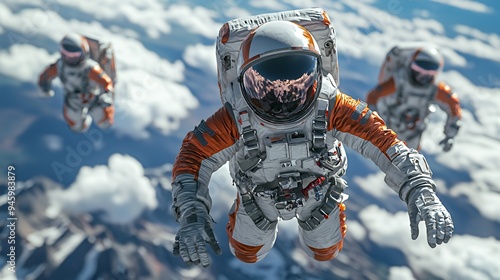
386;143;437;203
406;185;436;206
171;174;212;221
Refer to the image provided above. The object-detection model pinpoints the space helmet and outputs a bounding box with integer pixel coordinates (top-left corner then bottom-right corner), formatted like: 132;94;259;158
60;33;89;66
408;46;443;87
237;21;322;124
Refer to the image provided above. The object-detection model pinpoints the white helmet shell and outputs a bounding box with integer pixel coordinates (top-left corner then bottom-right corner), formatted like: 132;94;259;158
409;46;443;69
60;33;89;66
237;21;321;75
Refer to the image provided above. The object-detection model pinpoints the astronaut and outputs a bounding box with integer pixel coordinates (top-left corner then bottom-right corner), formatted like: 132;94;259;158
171;21;454;267
366;45;462;151
38;33;115;133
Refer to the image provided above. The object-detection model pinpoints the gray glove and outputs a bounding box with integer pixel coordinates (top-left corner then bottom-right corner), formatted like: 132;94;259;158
407;186;453;248
42;89;55;97
39;81;54;97
97;91;113;107
439;137;454;152
173;201;222;267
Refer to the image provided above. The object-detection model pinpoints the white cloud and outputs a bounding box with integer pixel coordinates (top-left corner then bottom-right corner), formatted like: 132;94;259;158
430;0;493;13
47;154;158;225
0;44;58;82
449;177;500;222
42;134;63;151
163;5;222;39
249;0;288;10
183;43;217;74
3;0;221;39
327;1;500;67
359;205;500;280
388;266;416;280
454;25;500;47
230;248;286;280
353;172;395;199
222;6;253;19
346;220;366;241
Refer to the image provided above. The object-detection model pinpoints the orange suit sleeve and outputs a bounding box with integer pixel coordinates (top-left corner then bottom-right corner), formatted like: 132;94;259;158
366;77;396;108
88;64;114;94
172;105;240;181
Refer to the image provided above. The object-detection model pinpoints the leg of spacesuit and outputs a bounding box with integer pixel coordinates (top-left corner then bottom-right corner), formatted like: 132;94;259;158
297;196;347;261
90;102;114;129
226;194;279;263
63;95;91;133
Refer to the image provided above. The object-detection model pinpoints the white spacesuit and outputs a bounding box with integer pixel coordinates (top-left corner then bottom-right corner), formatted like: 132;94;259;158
171;16;453;268
38;33;115;132
366;44;462;151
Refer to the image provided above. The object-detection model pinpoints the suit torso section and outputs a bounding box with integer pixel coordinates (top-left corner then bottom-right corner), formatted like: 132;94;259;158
378;71;437;134
57;59;101;95
228;76;346;188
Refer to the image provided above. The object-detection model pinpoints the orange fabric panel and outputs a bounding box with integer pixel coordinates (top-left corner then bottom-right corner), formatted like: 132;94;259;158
99;106;115;125
172;106;240;180
330;92;400;159
88;65;114;93
63;106;76;127
308;242;343;261
366;77;396;107
38;63;58;86
378;56;391;83
308;202;347;261
226;196;263;263
435;82;462;119
339;202;347;238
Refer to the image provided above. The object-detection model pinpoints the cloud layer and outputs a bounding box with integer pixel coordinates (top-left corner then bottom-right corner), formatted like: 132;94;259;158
0;1;210;138
48;154;158;225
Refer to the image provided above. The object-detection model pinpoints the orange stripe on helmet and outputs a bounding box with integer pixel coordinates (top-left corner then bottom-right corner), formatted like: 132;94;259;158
411;47;422;61
239;31;257;70
219;23;230;44
80;36;89;52
322;10;331;26
295;23;320;54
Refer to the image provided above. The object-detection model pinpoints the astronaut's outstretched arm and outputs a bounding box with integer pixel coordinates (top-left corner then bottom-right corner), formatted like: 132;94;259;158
38;62;58;97
171;104;240;266
328;91;453;247
89;65;114;94
365;77;396;111
435;82;462;151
